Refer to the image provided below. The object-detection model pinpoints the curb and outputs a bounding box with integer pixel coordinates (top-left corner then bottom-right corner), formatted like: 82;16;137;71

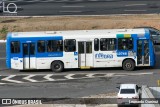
0;14;160;18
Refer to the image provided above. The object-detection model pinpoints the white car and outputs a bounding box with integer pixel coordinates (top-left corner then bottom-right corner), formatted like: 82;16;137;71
117;84;141;106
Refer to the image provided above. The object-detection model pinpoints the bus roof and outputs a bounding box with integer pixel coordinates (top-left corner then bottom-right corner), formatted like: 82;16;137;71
7;28;148;38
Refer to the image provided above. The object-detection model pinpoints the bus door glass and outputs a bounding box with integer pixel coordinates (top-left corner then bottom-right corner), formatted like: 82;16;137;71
23;43;36;69
10;41;22;69
78;41;93;68
137;39;149;65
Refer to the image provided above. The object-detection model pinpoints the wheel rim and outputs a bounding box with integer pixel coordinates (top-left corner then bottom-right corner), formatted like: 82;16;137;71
125;62;132;69
54;64;60;69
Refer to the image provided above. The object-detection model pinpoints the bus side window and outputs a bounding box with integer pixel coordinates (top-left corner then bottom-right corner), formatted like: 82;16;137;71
94;38;99;51
38;41;45;53
46;40;63;52
47;40;53;52
30;43;35;55
64;39;76;52
56;40;63;52
118;38;133;50
11;41;20;53
23;44;28;55
109;38;116;50
100;38;116;51
100;38;107;51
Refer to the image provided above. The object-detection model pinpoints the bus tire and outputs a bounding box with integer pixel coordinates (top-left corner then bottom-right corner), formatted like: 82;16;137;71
51;61;64;73
123;59;135;71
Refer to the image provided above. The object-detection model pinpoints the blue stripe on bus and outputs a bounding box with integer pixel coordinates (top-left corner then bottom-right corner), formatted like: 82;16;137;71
10;52;63;59
36;52;63;57
144;29;155;66
131;34;138;54
7;36;63;41
6;34;63;68
6;33;12;69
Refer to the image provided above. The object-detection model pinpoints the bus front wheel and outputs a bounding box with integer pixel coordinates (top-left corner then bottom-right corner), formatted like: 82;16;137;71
123;59;135;71
51;61;64;73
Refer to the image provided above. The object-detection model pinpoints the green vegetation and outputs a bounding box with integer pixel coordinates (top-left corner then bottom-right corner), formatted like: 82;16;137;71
0;25;8;39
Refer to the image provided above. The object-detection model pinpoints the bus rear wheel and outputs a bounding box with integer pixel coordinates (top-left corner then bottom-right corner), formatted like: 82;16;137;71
51;61;64;73
123;59;135;71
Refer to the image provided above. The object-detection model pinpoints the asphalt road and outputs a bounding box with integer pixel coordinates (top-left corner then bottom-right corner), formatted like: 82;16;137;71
1;0;160;16
0;42;160;107
0;42;160;99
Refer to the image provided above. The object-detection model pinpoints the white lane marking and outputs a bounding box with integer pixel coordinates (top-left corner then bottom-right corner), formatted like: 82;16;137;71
124;10;147;12
65;74;75;79
86;74;95;78
59;11;82;13
142;72;153;75
128;72;153;75
0;75;6;84
23;75;38;82
43;74;54;81
105;73;115;77
114;72;153;77
0;72;153;85
125;4;147;7
114;74;126;77
1;75;23;83
0;83;6;85
62;6;85;8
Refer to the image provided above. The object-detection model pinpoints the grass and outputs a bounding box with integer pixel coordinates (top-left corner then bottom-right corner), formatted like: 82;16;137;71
0;14;160;39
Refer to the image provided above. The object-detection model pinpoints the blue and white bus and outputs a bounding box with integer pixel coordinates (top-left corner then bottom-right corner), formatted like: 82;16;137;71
6;29;155;72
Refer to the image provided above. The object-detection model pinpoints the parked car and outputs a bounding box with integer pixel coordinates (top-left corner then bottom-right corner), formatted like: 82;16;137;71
117;84;141;107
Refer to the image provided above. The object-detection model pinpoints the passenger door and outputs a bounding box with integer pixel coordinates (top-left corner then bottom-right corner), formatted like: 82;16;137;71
23;43;36;69
137;39;149;65
78;41;93;69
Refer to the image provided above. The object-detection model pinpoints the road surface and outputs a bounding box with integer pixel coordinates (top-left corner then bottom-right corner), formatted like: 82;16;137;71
0;43;160;106
0;0;160;16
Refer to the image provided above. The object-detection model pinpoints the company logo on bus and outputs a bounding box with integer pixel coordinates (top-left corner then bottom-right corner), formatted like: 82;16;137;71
117;51;128;57
95;53;113;59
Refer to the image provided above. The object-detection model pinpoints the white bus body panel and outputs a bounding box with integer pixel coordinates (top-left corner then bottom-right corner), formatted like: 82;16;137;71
86;54;93;67
11;58;23;70
36;54;78;69
23;57;36;69
63;52;78;68
30;58;36;69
